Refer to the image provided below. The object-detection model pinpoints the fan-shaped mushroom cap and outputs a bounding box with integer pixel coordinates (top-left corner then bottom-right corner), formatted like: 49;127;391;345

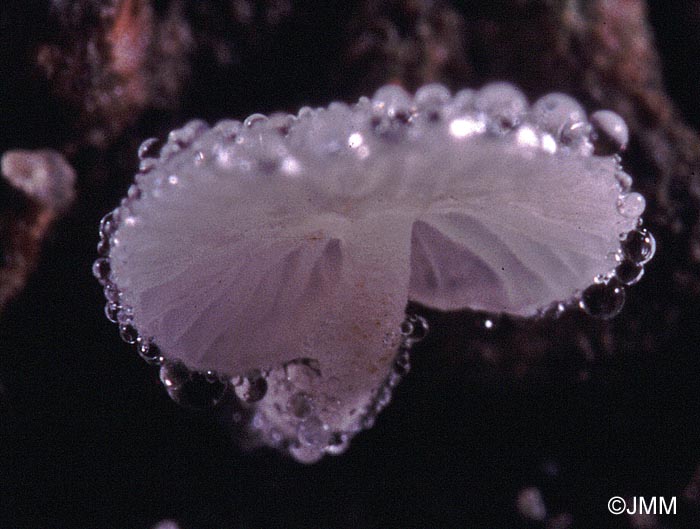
96;83;652;462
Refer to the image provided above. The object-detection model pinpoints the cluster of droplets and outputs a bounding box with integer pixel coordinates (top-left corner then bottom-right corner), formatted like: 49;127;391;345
220;315;429;464
95;201;429;460
95;82;655;462
94;207;229;408
532;224;656;321
576;227;656;319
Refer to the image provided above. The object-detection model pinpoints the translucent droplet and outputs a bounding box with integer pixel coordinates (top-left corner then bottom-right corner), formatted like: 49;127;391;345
324;432;350;455
167;372;227;409
234;370;267;402
615;171;633;192
579;279;626;319
414;83;451;122
297;416;330;448
212;119;242;140
103;284;121;303
118;322;139;344
204;370;219;383
617;192;646;218
104;302;120;323
159;142;182;161
399;314;429;345
127;184;141;200
615;260;645;285
99;212;116;239
473;82;527;131
92;258;111;285
137;137;162;160
138;338;164;365
115;307;133;326
537;301;567;319
590;110;629;154
560;121;593;155
374;385;392;409
622;228;656;264
168;120;208;147
392;349;411;377
372;84;413;119
267;113;296;136
159;361;190;390
96;238;110;257
531;93;587;137
244;113;268;128
450;89;476;113
288;443;324;464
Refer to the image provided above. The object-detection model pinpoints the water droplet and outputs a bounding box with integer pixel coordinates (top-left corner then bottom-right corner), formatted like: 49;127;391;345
449;89;476;114
159;142;182;161
104;302;120;323
92;258;111;284
324;432;350;455
99;212;116;239
159;361;190;390
167;371;227;409
297;416;330;448
168;120;208;147
119;322;139;344
127;184;141;200
213;119;242;140
414;84;451;122
244;113;268;128
103;284;122;303
560;121;593;155
204;370;219;383
615;260;645;285
267;113;296;136
579;279;626;319
400;314;429;345
483;318;495;330
590;109;629;154
138;137;162;160
531;93;587;137
372;84;413;119
288;443;324;464
116;306;134;325
615;171;633;192
138;338;164;365
622;228;656;264
234;370;268;402
392;349;411;377
617;192;646;218
473;82;527;131
537;301;567;319
96;238;110;256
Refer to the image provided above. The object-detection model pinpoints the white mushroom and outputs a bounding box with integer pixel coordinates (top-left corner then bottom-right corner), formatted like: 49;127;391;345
94;83;654;462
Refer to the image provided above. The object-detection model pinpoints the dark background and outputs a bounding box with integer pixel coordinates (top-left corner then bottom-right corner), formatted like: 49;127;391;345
1;1;699;528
